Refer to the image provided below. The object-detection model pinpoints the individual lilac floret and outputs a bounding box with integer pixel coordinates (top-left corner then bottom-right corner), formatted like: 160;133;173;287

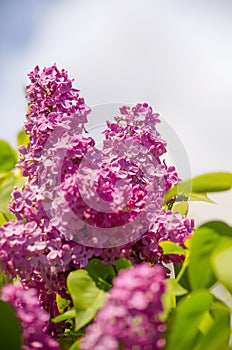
81;264;167;350
1;284;60;350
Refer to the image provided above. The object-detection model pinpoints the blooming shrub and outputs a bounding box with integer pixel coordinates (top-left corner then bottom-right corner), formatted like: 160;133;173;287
0;65;192;302
0;64;231;350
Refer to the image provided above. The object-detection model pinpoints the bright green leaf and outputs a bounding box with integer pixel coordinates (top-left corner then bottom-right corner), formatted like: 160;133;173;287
0;300;22;349
175;260;191;291
0;174;16;220
0;140;17;171
15;170;27;189
188;193;215;204
161;278;188;321
0;271;11;292
67;270;106;331
165;290;213;350
115;258;132;272
172;201;189;215
211;237;232;293
191;172;232;193
56;293;71;314
52;309;76;323
167;278;188;297
69;339;82;350
67;269;105;309
198;311;214;335
188;228;220;290
196;302;230;350
0;171;13;187
164;180;192;203
159;241;186;256
17;130;30;147
0;167;27;221
0;211;7;226
164;172;232;203
74;298;103;331
200;221;232;238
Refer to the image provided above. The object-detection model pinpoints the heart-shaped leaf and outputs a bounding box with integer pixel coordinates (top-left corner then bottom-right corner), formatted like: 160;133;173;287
67;270;106;331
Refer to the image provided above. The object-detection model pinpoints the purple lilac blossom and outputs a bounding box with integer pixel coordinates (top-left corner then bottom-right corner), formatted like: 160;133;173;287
0;65;193;317
100;209;194;266
1;284;60;350
81;263;167;350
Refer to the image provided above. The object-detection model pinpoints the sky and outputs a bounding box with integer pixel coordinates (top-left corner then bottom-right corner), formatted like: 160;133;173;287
0;0;231;223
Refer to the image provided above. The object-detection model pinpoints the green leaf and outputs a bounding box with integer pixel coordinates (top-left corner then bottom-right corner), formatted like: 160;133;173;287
56;293;71;314
161;278;188;321
191;172;232;193
172;201;189;215
67;269;106;310
69;339;82;350
0;174;16;220
0;300;22;349
52;309;76;323
0;167;26;221
0;211;7;226
86;258;116;291
198;311;214;335
175;263;191;291
168;279;188;297
0;140;17;171
188;193;215;204
0;171;14;186
211;237;232;293
17;130;30;147
159;241;186;256
196;302;230;350
164;180;191;203
115;258;132;272
15;169;27;189
200;221;232;238
0;271;11;292
164;172;232;203
165;290;213;350
58;332;84;350
0;171;12;187
188;228;220;290
67;270;106;331
74;303;102;331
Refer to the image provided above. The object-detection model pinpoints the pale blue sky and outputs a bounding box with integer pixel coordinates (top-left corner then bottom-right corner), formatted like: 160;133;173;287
0;0;231;177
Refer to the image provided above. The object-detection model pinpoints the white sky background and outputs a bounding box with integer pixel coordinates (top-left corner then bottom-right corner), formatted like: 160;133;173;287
0;0;231;224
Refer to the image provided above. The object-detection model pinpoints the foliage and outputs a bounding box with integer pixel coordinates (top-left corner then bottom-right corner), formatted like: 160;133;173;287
0;300;22;349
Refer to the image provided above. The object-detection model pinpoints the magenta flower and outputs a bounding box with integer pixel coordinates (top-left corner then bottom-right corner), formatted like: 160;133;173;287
81;263;167;350
0;65;193;318
100;209;194;266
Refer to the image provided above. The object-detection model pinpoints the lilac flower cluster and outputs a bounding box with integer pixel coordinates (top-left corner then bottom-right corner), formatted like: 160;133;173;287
0;65;193;317
100;209;194;266
1;284;60;350
81;263;167;350
19;65;90;179
0;219;99;298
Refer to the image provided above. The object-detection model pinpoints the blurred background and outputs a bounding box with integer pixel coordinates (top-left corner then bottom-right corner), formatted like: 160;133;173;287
0;0;231;224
